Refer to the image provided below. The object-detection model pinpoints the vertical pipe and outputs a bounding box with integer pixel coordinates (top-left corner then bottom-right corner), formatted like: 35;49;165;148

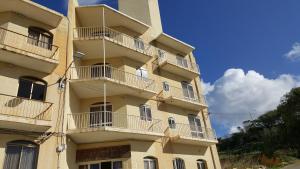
102;8;107;114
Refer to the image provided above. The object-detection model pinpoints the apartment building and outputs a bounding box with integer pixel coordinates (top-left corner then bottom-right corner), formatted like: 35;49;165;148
0;0;221;169
0;0;68;169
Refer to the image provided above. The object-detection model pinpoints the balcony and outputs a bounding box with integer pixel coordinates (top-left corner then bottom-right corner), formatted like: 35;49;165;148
73;27;156;63
69;65;157;99
158;86;207;111
0;94;53;132
0;27;59;73
168;123;217;146
67;111;164;143
153;51;200;79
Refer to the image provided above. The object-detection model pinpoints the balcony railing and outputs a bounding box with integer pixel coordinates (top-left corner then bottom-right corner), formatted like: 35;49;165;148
0;27;59;60
74;26;157;56
170;123;216;141
162;85;200;103
67;111;163;134
70;65;157;92
0;94;53;121
153;50;200;74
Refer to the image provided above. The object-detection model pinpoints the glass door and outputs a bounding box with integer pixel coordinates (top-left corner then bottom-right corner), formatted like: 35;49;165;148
90;103;112;127
188;115;203;138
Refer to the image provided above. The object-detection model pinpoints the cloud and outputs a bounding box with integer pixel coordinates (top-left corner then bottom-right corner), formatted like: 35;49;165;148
77;0;115;6
285;42;300;61
203;69;300;135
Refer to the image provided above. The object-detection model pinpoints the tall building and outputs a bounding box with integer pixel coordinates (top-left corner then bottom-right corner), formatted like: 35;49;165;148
0;0;221;169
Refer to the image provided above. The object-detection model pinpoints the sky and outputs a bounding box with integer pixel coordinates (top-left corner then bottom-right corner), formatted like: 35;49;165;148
33;0;300;137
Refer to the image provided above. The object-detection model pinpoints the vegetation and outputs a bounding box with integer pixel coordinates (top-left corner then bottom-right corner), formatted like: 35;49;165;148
218;87;300;168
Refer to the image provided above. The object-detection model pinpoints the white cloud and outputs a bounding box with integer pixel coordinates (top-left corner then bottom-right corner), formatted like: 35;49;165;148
285;42;300;61
229;126;241;134
203;68;300;134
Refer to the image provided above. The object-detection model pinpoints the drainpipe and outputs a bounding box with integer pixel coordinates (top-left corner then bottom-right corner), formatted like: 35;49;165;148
102;8;107;115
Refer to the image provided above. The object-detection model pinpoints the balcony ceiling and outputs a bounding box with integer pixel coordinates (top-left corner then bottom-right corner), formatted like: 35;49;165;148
0;0;63;28
155;33;195;54
76;5;150;34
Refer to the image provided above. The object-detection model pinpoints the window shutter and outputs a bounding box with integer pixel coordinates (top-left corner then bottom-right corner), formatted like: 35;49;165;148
139;105;146;120
17;79;32;99
181;82;189;98
146;107;152;121
31;83;46;101
187;84;195;99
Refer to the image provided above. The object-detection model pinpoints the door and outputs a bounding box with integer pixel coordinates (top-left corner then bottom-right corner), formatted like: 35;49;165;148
90;103;112;127
188;115;203;138
181;82;195;100
91;63;111;78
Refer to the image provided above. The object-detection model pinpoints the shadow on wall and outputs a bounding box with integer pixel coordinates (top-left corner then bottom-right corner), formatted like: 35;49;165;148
163;141;208;155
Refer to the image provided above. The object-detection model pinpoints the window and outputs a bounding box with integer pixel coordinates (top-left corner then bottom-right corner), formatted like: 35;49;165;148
28;27;53;50
176;55;188;68
134;38;145;50
17;77;47;101
89;102;112;127
144;157;157;169
173;158;185;169
188;115;203;138
168;117;176;129
3;141;39;169
91;63;111;78
163;82;170;92
140;104;152;121
158;49;165;59
197;160;206;169
136;67;148;80
181;81;195;100
79;161;122;169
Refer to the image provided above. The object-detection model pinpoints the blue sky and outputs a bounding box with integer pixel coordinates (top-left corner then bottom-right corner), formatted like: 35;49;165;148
33;0;300;137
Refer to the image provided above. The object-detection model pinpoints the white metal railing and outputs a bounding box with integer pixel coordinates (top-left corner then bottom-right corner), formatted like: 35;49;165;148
162;85;200;103
153;50;200;74
170;123;216;141
67;111;163;134
74;26;157;56
0;27;59;60
70;65;157;92
0;94;53;121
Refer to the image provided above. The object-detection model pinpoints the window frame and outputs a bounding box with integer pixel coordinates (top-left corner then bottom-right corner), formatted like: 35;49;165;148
89;102;113;127
27;26;53;50
173;158;186;169
197;159;207;169
136;67;148;80
139;104;152;121
168;117;176;129
144;156;158;169
162;81;170;92
181;81;195;100
17;76;47;101
3;140;39;169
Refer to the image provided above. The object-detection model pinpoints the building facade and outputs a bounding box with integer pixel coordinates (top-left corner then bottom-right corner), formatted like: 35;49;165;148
0;0;221;169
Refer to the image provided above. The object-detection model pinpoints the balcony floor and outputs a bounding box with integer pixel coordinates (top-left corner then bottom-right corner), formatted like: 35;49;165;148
162;96;207;111
0;44;58;73
158;61;199;79
0;114;51;132
73;37;152;63
70;78;157;99
67;127;163;144
170;135;218;146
